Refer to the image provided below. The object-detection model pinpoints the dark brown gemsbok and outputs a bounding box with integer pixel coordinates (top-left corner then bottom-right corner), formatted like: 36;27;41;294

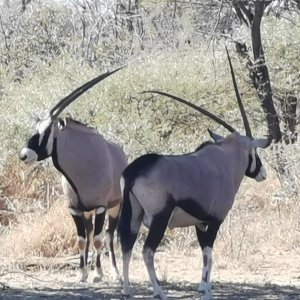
20;68;127;283
118;50;272;299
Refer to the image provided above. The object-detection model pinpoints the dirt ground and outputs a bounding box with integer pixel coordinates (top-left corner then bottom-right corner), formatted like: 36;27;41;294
1;252;300;299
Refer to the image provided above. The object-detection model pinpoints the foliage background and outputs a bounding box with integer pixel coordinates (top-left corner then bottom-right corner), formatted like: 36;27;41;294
0;0;299;270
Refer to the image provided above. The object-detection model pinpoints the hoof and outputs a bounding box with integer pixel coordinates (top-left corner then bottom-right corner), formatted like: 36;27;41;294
200;295;213;300
199;291;213;300
77;269;88;282
77;281;89;289
93;274;103;283
153;294;168;300
112;272;122;283
121;294;132;299
93;268;103;283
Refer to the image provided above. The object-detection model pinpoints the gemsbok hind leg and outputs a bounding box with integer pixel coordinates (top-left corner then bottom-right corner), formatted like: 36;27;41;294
69;208;89;282
93;207;106;283
196;219;221;300
106;203;121;282
143;207;174;300
120;196;144;298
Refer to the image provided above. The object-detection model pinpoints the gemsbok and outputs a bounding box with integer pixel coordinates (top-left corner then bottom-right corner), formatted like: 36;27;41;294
20;67;127;282
118;50;272;299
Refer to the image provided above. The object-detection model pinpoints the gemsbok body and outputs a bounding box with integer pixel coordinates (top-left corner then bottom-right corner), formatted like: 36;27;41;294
118;50;272;299
20;68;127;282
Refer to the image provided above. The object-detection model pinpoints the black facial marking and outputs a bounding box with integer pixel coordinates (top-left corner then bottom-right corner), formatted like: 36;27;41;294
26;127;52;161
245;151;262;178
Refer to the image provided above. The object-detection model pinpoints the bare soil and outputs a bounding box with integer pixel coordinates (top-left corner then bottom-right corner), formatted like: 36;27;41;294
1;252;299;299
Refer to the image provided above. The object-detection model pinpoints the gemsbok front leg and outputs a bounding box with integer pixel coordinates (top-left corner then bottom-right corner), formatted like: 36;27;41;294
196;219;221;300
93;207;106;282
69;208;89;282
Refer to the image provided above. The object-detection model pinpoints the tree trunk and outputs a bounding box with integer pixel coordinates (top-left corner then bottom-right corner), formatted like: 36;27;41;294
280;92;298;144
250;2;282;142
232;1;282;142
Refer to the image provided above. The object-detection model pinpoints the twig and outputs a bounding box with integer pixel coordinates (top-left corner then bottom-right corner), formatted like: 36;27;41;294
0;270;55;283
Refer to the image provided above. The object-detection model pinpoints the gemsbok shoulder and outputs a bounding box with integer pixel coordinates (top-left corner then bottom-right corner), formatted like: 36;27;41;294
20;67;127;283
118;50;272;299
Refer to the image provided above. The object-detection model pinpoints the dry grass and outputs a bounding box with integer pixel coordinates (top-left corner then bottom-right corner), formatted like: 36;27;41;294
1;160;299;277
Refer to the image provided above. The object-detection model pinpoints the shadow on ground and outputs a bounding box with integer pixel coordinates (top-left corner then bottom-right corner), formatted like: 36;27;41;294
1;280;299;299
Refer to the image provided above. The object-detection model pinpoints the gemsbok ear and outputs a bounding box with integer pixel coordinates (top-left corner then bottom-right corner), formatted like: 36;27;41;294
58;118;66;130
207;129;223;142
251;138;272;149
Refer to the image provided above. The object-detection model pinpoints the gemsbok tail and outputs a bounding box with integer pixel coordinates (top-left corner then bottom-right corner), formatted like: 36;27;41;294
118;174;144;254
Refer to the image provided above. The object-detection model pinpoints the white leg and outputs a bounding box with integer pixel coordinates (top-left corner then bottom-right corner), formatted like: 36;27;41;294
108;250;121;282
198;246;213;299
78;236;88;282
143;247;167;300
122;251;132;297
93;233;103;283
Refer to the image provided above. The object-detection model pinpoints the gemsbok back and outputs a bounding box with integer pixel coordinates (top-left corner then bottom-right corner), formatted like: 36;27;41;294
20;67;127;283
118;50;272;299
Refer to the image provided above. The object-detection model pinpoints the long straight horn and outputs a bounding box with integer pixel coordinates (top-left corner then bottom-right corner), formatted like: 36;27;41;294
225;46;252;137
141;90;236;133
49;66;124;119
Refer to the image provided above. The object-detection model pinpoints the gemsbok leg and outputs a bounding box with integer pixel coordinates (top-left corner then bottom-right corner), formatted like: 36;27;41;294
142;206;174;300
121;195;144;297
93;207;106;282
105;203;121;281
196;219;221;299
69;208;89;281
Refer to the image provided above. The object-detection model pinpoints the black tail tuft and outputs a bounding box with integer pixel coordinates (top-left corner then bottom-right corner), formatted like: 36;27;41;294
117;177;133;250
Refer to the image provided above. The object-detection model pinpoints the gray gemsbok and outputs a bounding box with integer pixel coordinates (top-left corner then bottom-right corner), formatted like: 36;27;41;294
20;67;127;282
118;50;272;299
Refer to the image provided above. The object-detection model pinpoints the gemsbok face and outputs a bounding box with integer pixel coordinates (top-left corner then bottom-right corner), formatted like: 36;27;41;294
20;67;128;283
118;48;272;300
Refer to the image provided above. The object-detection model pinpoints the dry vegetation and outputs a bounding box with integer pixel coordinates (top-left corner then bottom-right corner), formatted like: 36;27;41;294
0;0;300;294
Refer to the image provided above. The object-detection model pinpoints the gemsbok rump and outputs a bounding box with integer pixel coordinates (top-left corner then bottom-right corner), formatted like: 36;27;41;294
118;50;271;299
20;68;127;282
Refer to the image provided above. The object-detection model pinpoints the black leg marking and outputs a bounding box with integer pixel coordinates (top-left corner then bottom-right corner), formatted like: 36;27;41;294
143;204;174;296
71;212;87;274
196;219;221;294
71;214;86;239
83;214;93;265
196;219;221;249
94;212;106;270
94;212;106;237
106;215;119;270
